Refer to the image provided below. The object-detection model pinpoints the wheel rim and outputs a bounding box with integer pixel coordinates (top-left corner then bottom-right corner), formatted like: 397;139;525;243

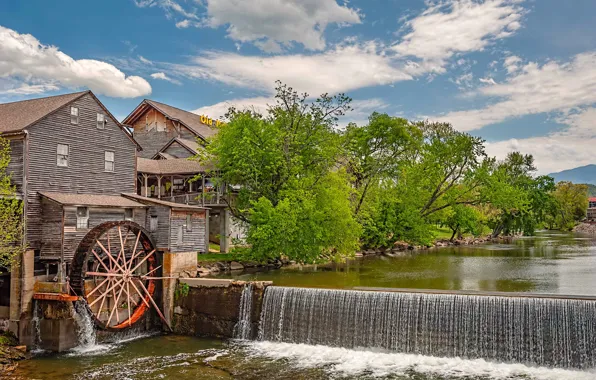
70;221;160;330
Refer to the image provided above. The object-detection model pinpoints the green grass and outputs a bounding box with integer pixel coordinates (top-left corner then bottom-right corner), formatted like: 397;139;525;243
208;243;220;252
197;252;245;262
431;226;455;240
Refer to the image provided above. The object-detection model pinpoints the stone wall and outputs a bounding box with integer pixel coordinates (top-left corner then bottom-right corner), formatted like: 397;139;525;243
172;278;271;339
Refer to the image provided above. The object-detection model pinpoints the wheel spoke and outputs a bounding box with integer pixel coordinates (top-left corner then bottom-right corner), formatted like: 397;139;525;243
92;249;111;273
96;240;126;273
126;282;131;326
136;278;171;331
86;277;109;298
130;249;156;274
95;278;110;321
86;272;122;277
107;281;125;327
129;231;142;271
89;278;124;308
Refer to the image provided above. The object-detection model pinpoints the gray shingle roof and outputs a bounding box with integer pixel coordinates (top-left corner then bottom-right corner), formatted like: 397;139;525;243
122;193;207;210
145;100;218;140
0;91;87;134
39;192;146;207
137;157;212;175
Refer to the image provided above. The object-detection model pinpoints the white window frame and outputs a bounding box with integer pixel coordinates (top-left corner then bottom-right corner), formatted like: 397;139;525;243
70;106;79;125
124;208;133;221
76;207;89;230
186;214;192;232
150;215;158;232
104;151;115;172
97;113;106;129
57;144;69;167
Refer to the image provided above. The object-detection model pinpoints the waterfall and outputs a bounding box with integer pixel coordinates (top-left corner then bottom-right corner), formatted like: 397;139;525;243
31;300;43;351
73;300;97;347
233;284;254;340
258;286;596;369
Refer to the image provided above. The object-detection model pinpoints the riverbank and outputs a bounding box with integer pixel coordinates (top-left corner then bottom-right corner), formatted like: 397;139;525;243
574;222;596;234
0;331;28;373
197;234;508;276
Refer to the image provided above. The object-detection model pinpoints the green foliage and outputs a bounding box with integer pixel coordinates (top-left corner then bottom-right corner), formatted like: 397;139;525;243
247;171;360;263
444;205;484;241
545;181;588;230
199;82;358;263
0;137;24;270
174;282;190;300
585;184;596;197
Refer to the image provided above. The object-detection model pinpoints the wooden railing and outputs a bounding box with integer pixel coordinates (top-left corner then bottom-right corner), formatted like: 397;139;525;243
163;191;228;206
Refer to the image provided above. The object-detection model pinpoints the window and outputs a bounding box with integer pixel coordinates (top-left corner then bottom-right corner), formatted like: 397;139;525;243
104;151;114;172
124;208;133;221
70;107;79;124
150;215;158;232
186;214;192;232
97;113;105;129
177;225;183;245
76;207;89;230
57;144;69;167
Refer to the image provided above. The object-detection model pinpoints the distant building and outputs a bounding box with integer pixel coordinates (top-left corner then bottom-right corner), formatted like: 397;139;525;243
588;197;596;221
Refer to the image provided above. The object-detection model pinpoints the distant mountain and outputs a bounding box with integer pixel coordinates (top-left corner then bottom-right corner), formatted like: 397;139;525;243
548;165;596;185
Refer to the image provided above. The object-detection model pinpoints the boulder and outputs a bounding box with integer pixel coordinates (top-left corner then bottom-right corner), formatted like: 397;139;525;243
230;261;244;271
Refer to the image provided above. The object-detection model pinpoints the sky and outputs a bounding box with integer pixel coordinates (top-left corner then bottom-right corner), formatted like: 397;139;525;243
0;0;595;174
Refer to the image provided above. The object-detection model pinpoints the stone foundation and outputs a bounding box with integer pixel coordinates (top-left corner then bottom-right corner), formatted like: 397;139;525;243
172;278;271;339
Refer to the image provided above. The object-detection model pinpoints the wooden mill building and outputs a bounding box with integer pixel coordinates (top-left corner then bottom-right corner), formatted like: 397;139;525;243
0;91;210;341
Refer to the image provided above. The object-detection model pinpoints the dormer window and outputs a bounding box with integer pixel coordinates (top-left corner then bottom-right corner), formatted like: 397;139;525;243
70;107;79;124
97;113;105;129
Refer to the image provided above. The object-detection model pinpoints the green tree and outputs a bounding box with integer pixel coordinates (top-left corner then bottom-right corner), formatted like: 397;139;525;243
343;113;420;214
444;205;484;241
545;181;588;230
0;137;24;269
200;82;358;263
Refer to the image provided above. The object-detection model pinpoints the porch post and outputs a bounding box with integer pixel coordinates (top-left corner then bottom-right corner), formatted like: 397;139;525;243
143;174;149;197
157;176;162;199
202;175;206;206
171;175;174;197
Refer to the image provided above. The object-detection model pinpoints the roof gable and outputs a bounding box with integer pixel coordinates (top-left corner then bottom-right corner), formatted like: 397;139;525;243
0;91;87;134
150;136;201;159
0;91;142;150
123;99;218;140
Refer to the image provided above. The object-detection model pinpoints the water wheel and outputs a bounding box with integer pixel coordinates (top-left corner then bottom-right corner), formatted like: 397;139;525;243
70;221;169;331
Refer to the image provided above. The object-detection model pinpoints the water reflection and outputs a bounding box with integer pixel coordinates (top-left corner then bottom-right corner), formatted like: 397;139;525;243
220;231;596;296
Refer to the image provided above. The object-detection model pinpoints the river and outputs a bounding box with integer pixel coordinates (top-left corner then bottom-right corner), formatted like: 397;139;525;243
7;231;596;379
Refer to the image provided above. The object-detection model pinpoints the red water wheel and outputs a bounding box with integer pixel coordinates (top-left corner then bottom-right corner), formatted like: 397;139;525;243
70;221;169;331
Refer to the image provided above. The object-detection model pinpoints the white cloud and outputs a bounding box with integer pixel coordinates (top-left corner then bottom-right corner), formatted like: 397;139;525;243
134;0;199;20
170;41;412;96
486;108;596;174
479;77;497;85
392;0;524;73
175;19;191;29
139;55;153;65
436;52;596;131
192;96;273;119
0;82;60;96
201;0;361;51
0;26;151;98
503;55;522;73
150;71;181;85
135;0;361;52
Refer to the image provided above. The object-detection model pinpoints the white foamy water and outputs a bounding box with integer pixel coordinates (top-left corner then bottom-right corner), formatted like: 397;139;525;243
67;331;158;357
244;341;596;380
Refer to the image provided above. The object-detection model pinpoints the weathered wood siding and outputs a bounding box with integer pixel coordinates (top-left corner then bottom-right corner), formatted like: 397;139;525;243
145;205;170;250
62;207;135;261
131;107;197;158
25;93;137;255
6;138;25;197
40;199;63;259
163;141;194;158
169;210;206;253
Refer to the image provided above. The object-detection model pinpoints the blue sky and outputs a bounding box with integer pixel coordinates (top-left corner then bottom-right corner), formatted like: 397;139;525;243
1;0;595;174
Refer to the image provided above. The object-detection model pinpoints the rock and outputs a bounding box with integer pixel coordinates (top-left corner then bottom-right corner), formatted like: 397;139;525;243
354;252;363;257
14;346;26;353
216;261;228;271
174;306;189;316
230;261;244;271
